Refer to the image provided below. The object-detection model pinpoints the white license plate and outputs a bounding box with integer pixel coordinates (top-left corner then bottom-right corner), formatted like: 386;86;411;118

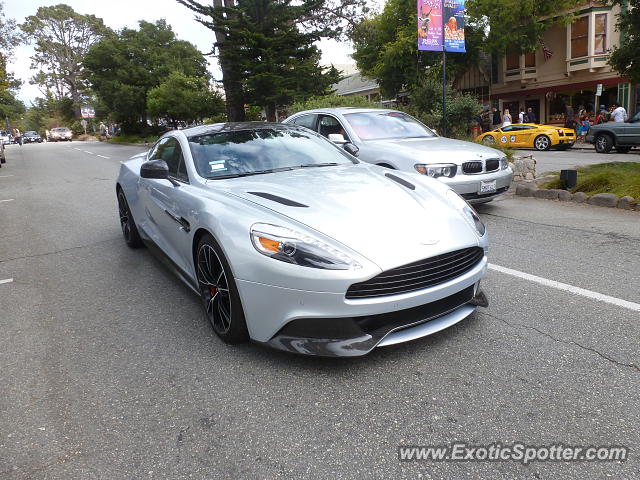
480;180;497;194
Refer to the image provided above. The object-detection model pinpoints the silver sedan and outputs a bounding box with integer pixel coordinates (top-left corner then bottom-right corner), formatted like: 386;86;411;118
284;108;513;203
116;122;489;356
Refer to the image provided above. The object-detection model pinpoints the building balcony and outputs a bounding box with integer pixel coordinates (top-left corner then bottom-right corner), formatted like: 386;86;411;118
504;67;538;83
566;54;610;74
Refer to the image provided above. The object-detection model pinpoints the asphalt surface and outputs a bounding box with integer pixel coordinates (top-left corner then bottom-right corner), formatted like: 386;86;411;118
1;141;638;479
515;146;640;174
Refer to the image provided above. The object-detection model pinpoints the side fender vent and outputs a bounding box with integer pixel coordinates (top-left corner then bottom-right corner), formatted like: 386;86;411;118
248;191;308;207
385;173;415;190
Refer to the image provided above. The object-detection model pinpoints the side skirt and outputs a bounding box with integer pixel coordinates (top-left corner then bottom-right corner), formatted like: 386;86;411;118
141;238;200;296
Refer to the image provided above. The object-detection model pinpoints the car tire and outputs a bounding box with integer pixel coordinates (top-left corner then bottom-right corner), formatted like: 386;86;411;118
534;135;551;151
616;146;631;154
595;134;613;153
482;136;495;145
195;234;249;344
117;189;143;248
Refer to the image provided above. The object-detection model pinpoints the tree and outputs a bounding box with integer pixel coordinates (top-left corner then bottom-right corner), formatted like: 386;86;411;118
176;0;367;121
147;71;225;126
351;0;484;99
608;0;640;84
21;4;111;119
84;20;209;133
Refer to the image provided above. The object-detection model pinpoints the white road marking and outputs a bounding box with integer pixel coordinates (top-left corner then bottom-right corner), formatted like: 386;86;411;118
489;263;640;313
96;154;110;159
83;151;94;155
0;278;13;285
74;147;82;151
0;198;15;203
0;175;14;178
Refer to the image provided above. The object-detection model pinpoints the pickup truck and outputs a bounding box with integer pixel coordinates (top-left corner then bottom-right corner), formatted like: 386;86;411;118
586;112;640;153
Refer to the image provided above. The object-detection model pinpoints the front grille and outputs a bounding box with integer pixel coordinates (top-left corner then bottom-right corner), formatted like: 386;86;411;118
485;159;499;172
462;161;483;174
346;247;484;299
566;132;574;137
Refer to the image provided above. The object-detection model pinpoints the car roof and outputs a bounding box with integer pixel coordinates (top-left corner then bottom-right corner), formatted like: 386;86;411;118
290;107;399;116
179;121;301;138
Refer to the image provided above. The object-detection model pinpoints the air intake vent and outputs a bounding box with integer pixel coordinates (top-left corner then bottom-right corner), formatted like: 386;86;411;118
248;192;308;207
385;173;415;190
346;247;484;299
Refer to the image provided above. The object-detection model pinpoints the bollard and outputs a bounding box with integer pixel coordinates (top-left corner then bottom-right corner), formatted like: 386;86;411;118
560;169;577;190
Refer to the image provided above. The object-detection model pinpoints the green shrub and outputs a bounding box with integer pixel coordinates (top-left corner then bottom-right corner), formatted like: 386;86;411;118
288;94;378;115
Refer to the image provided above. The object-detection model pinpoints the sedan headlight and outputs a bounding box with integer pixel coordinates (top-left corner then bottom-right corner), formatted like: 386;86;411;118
500;157;510;170
415;163;457;178
250;223;361;270
445;190;486;237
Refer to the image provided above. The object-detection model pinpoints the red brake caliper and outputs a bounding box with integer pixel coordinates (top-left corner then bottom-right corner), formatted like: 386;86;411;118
210;287;217;296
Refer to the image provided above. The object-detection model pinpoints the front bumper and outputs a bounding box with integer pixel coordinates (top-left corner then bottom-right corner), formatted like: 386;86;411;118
438;168;513;204
237;255;487;356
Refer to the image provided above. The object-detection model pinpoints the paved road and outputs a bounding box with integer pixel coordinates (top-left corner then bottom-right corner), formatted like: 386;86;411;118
515;146;640;174
1;141;638;479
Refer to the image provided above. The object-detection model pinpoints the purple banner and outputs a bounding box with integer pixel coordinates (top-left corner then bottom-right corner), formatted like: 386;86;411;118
444;0;466;53
418;0;443;51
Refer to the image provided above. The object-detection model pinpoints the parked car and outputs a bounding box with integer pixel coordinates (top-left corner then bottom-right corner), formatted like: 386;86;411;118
116;122;489;356
586;112;640;153
23;131;43;143
0;130;11;145
478;123;576;151
49;127;73;142
283;108;513;204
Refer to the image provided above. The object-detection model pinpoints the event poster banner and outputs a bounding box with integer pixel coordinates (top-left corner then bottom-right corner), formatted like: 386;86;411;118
417;0;443;51
444;0;466;53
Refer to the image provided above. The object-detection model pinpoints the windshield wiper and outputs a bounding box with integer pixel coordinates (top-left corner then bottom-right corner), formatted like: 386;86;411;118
297;162;339;168
209;167;294;180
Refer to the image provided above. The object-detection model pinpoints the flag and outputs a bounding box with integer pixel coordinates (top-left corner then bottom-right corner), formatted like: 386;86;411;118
418;0;443;51
542;43;553;61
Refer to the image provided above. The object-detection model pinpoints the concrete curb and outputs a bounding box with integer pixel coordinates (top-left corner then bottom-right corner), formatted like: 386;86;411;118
514;181;640;212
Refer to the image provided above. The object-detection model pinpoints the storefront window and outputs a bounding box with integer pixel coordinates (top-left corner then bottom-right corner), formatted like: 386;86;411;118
524;52;536;68
571;16;589;58
595;14;607;54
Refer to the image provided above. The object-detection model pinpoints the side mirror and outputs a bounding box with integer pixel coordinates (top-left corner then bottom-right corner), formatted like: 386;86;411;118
141;159;169;179
328;133;347;144
343;143;359;157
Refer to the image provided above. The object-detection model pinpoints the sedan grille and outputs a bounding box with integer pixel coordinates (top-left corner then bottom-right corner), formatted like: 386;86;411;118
462;161;483;174
346;247;484;299
485;159;499;172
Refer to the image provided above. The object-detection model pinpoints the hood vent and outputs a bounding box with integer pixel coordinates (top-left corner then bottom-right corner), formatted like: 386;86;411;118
248;191;308;207
385;173;415;190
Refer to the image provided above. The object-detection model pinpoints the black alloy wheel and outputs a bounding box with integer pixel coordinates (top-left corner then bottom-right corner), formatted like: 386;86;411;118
117;189;143;248
196;234;248;343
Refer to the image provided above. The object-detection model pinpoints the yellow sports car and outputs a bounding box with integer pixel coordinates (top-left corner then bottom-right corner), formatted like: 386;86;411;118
477;124;576;151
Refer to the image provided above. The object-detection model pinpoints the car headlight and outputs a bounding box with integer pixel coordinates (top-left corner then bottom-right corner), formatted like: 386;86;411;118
250;223;361;270
445;190;486;236
500;157;510;170
414;163;457;178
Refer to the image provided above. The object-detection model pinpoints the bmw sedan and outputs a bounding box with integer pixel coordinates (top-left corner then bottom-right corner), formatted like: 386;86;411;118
116;123;489;356
283;108;513;204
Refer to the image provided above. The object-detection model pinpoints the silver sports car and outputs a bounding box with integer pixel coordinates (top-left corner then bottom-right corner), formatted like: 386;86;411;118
116;122;489;356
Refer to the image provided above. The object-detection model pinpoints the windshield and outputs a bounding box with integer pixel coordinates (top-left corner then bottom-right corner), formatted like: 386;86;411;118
188;128;357;179
25;131;37;135
53;128;70;132
343;111;436;141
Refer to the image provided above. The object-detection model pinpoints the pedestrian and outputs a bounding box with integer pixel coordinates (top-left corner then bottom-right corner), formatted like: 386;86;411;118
518;108;526;124
502;108;512;127
595;105;607;124
577;113;590;143
525;107;537;124
491;107;501;130
480;106;491;133
13;127;22;146
99;122;108;140
563;104;576;129
45;128;50;142
609;102;627;122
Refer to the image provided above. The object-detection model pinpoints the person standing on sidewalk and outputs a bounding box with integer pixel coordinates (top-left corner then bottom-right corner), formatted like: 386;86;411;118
491;107;502;130
609;103;627;122
525;107;537;124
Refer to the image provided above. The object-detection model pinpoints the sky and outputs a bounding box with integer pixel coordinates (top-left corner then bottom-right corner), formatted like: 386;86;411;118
5;0;358;104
